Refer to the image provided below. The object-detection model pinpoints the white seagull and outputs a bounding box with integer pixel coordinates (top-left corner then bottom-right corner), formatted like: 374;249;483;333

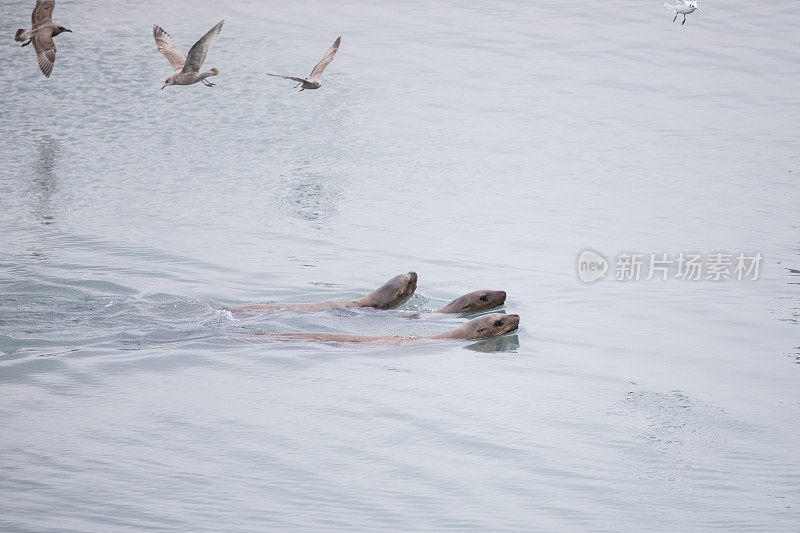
153;20;224;89
267;36;341;91
665;0;698;25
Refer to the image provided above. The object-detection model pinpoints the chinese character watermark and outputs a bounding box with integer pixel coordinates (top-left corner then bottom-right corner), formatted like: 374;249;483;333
576;250;762;283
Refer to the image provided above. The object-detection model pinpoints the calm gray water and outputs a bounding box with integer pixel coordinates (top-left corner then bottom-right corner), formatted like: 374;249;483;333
1;0;798;530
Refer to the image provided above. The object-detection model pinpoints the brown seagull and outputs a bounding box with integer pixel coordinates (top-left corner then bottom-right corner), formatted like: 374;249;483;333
267;36;341;91
15;0;71;78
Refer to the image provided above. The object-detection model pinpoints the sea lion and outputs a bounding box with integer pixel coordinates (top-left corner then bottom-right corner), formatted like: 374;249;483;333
229;272;418;313
435;290;506;314
255;313;520;344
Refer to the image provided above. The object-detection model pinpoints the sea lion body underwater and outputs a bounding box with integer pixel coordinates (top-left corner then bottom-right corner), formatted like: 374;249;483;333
229;272;418;313
257;313;520;344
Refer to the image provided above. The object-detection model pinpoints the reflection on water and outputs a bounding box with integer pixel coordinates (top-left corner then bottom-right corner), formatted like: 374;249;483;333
465;334;520;353
787;247;799;287
606;390;725;484
781;244;799;324
279;170;341;228
29;136;59;226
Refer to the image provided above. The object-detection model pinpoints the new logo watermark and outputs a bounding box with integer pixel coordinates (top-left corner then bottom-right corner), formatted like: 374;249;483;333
577;249;609;283
576;250;762;283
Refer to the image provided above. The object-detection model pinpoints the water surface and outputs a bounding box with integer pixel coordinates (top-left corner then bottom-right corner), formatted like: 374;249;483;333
1;0;798;530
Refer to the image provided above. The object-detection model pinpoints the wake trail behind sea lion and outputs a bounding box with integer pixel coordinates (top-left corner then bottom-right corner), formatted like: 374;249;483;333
229;272;418;314
248;313;520;344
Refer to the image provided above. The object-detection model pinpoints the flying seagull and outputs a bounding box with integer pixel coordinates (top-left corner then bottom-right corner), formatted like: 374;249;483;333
154;20;224;89
14;0;71;78
665;0;698;25
267;36;341;91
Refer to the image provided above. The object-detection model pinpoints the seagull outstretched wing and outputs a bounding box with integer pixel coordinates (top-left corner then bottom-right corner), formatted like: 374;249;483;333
183;20;224;74
32;32;56;77
32;0;55;28
153;25;186;71
266;73;308;83
308;36;341;80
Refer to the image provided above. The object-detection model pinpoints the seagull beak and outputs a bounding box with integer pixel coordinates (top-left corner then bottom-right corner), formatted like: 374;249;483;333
161;84;166;90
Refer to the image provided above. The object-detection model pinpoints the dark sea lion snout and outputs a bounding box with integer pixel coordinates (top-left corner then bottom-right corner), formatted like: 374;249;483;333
470;312;519;339
357;271;418;309
480;290;506;309
503;314;520;333
486;313;519;336
404;271;418;293
431;312;519;340
437;289;507;313
393;271;418;302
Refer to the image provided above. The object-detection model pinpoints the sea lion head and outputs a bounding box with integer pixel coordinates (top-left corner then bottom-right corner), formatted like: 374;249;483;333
436;290;506;313
356;271;418;309
444;313;520;340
